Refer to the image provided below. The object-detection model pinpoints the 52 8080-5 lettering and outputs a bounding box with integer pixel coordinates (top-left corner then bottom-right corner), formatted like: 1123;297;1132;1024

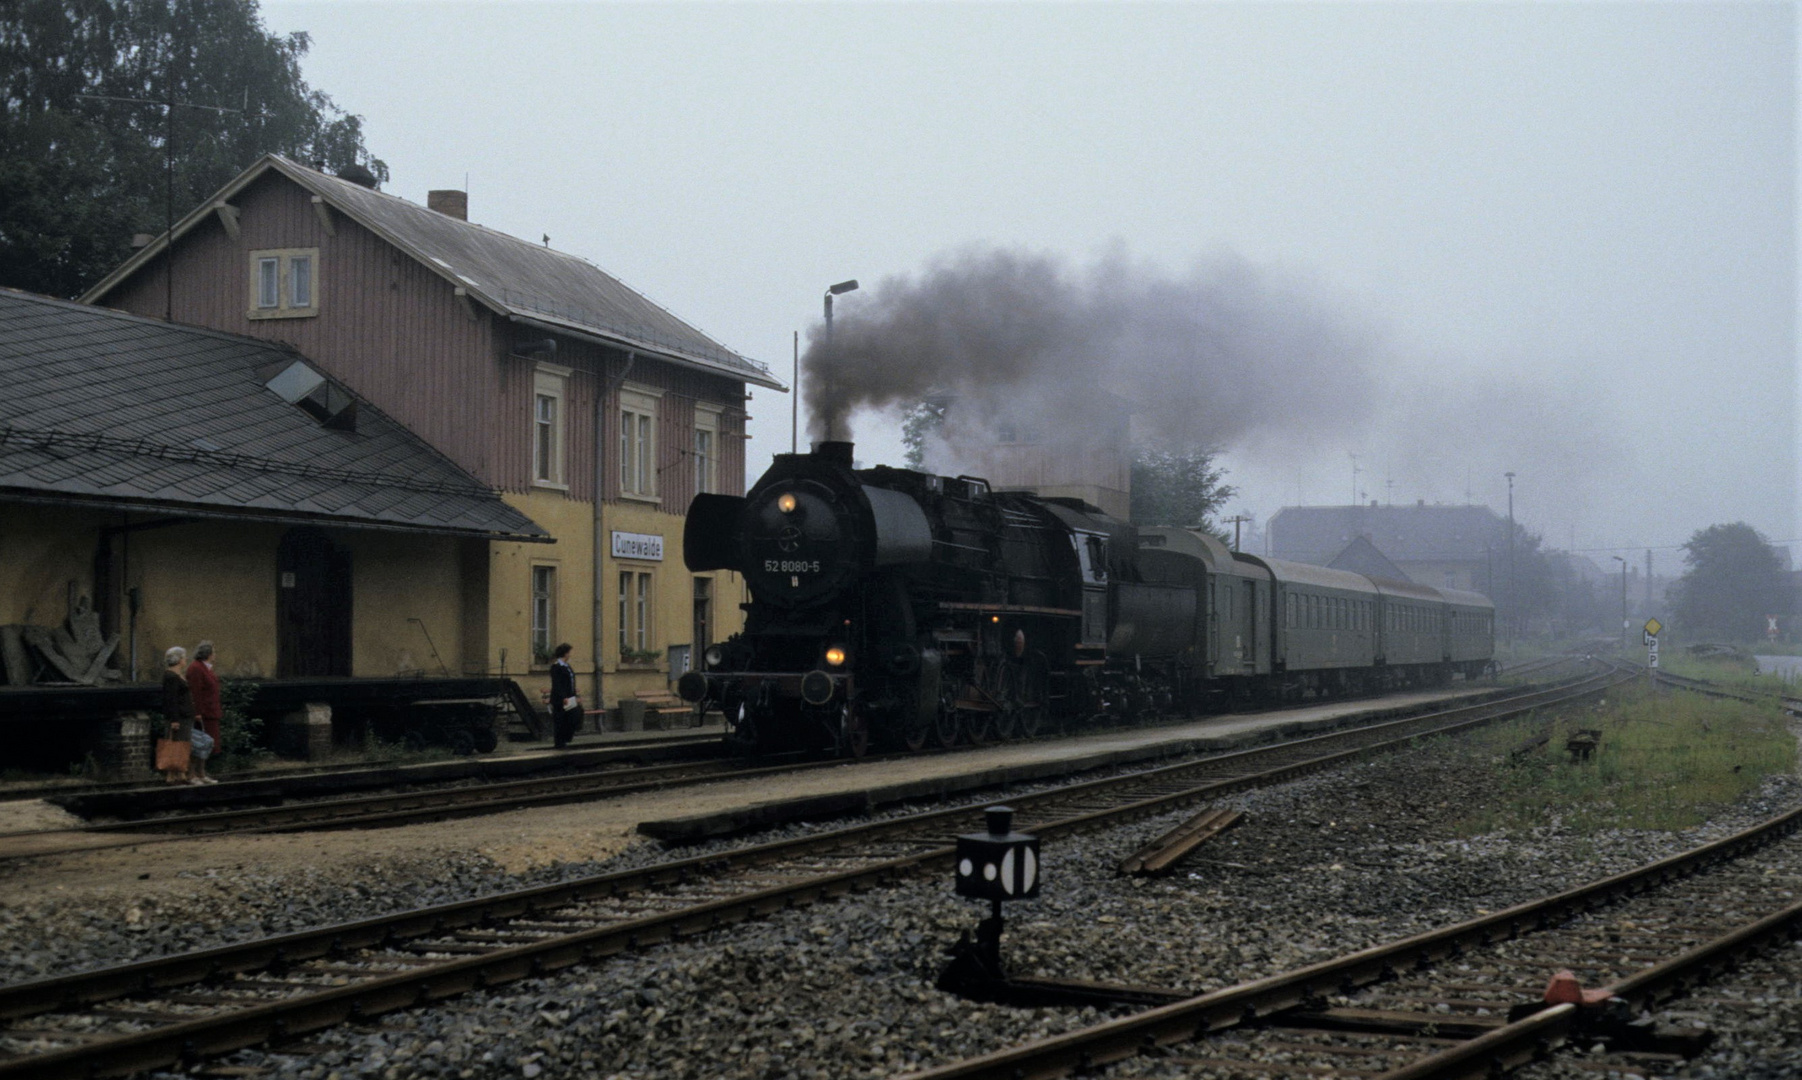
764;559;821;574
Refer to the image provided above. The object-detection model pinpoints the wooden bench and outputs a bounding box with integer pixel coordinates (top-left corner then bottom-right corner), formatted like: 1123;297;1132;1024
633;689;697;730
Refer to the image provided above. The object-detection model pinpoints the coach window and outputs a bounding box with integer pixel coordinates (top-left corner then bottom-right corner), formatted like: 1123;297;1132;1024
620;385;661;501
532;364;570;488
248;248;319;319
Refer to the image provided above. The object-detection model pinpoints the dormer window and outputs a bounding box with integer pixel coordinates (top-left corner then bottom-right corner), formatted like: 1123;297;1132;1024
249;249;320;319
265;359;356;431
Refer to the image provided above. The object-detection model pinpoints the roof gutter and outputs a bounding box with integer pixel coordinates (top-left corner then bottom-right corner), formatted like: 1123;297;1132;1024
508;314;785;391
0;489;554;544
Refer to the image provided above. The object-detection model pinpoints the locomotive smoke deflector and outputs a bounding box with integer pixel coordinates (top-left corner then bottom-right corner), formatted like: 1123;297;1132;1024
683;492;746;572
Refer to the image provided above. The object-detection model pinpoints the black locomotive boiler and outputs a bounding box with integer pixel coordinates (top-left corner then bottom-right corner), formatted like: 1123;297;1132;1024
679;441;1493;756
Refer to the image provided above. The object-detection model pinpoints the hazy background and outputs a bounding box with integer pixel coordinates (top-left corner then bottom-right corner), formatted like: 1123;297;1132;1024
261;1;1797;562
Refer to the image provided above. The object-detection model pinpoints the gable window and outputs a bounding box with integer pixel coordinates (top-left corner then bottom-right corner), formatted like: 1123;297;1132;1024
619;385;660;500
257;257;279;308
248;248;320;319
532;365;569;488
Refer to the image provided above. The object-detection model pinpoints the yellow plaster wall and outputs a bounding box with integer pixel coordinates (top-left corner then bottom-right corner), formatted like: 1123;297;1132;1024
128;521;282;679
601;500;748;706
3;502;481;684
484;492;748;709
489;490;592;703
0;503;96;627
0;503;281;680
340;531;468;677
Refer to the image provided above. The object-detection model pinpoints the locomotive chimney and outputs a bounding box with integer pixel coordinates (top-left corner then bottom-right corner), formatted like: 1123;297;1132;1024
813;440;855;467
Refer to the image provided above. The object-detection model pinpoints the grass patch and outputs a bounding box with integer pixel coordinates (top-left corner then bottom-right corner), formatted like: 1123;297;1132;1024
1657;653;1794;697
1455;683;1797;837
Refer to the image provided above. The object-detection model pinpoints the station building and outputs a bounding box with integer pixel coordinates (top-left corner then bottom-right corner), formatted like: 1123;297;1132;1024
0;288;548;769
79;156;781;711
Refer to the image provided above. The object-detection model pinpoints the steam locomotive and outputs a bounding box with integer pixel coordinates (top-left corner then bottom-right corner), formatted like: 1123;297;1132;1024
679;441;1493;756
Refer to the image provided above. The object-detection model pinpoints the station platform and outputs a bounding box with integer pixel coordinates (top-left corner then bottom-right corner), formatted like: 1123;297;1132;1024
639;683;1505;843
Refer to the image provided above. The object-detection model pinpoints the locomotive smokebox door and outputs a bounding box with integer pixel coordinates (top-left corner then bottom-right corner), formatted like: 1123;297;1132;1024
955;806;1040;901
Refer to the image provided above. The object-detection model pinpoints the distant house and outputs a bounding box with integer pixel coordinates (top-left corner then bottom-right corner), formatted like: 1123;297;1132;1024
1325;535;1411;583
1267;502;1509;596
81;156;782;708
0;288;547;685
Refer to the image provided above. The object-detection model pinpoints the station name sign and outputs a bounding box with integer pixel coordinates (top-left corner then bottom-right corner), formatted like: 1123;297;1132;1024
611;531;664;561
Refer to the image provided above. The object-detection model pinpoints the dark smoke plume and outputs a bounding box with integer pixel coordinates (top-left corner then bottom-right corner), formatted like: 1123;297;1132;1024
802;246;1381;460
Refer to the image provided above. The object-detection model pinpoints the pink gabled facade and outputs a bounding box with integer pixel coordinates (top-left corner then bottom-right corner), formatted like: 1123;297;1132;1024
85;158;770;710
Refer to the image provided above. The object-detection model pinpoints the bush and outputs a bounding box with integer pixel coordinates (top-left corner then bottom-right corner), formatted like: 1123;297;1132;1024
216;679;269;767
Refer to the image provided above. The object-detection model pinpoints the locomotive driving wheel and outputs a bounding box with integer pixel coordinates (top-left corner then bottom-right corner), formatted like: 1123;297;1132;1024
896;689;931;752
838;702;870;759
932;683;960;748
986;661;1019;742
960;698;994;745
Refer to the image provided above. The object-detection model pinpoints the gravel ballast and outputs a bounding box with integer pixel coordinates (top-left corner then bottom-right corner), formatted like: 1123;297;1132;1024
6;715;1798;1079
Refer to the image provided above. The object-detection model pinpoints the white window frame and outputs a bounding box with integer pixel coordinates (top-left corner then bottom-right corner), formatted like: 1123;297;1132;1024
618;569;655;660
532;364;570;489
247;248;320;319
619;384;661;501
694;403;722;495
530;564;558;667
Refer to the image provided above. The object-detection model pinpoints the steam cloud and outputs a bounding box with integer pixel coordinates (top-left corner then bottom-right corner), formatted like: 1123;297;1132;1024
802;246;1382;462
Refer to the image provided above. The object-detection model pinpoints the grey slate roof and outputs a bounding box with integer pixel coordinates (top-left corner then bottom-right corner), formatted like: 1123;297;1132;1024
1326;535;1413;582
0;289;550;541
1268;504;1508;566
82;156;782;390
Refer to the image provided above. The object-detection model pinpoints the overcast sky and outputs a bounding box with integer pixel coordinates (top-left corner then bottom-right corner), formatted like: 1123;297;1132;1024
262;1;1797;565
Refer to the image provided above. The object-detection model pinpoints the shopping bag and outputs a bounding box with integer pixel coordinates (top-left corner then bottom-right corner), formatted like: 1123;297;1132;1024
155;724;191;772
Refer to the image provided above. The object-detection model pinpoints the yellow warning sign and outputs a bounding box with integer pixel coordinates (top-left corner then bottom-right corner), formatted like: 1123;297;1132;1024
1643;617;1663;637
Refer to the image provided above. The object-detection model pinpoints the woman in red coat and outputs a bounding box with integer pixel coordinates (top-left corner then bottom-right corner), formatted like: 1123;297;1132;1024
187;641;223;782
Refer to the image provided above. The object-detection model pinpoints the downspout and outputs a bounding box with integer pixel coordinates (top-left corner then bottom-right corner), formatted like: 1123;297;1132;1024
593;349;637;706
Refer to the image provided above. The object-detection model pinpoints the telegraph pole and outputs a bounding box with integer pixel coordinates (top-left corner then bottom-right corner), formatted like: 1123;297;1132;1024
77;82;245;322
1505;472;1516;650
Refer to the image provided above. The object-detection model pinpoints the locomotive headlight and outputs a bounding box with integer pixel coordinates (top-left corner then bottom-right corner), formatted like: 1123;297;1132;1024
825;646;846;667
704;645;725;669
777;492;798;513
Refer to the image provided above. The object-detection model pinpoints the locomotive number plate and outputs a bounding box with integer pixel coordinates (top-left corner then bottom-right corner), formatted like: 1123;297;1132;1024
764;559;822;573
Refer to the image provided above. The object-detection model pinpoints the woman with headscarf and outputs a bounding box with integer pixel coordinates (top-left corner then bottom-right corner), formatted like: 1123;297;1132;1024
186;641;222;783
160;646;198;784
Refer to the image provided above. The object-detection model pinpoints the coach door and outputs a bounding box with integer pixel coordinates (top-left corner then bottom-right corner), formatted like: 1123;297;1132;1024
277;527;353;677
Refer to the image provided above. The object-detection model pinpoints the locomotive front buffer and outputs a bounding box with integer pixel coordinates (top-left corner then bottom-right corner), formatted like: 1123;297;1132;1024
936;807;1187;1009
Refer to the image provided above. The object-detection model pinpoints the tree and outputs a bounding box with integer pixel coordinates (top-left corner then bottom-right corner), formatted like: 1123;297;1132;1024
1129;448;1236;534
899;399;946;470
1;0;387;298
1671;522;1787;641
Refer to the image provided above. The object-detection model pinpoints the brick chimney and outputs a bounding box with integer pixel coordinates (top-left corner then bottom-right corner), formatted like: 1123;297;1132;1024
427;189;467;221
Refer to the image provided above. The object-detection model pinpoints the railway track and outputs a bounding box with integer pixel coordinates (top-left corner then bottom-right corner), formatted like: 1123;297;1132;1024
1652;667;1802;717
0;683;1523;863
0;752;807;862
912;791;1802;1080
0;667;1625;1079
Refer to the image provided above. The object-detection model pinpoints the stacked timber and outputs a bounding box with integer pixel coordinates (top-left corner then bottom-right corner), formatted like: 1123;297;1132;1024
1;591;121;687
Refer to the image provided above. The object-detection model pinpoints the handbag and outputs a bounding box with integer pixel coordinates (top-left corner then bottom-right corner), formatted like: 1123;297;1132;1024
155;723;191;772
189;724;214;760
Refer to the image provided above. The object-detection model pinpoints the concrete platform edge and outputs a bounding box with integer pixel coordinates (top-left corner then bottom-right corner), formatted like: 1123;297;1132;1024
637;687;1508;843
